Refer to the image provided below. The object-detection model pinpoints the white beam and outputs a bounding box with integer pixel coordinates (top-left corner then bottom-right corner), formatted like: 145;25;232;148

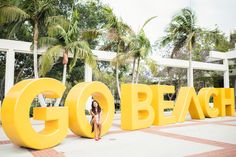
153;57;189;68
92;50;117;62
0;39;117;61
226;49;236;59
192;61;226;71
5;49;15;95
153;57;226;71
209;51;226;60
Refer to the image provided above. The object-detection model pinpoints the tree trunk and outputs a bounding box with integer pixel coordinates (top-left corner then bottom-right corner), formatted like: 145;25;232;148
188;43;193;87
34;20;46;106
131;58;136;83
0;75;5;101
15;65;25;83
116;61;121;99
33;21;39;78
135;57;141;83
54;63;67;106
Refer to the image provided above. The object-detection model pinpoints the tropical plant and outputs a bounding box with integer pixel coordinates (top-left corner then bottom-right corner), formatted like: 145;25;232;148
38;9;97;106
160;8;200;87
124;16;157;83
0;0;62;105
101;7;133;98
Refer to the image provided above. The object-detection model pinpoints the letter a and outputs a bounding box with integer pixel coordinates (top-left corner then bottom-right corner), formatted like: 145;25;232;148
173;87;205;122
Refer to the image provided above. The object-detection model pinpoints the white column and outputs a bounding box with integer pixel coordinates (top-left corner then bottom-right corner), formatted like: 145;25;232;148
187;67;193;87
234;79;236;108
223;59;229;88
5;49;15;95
84;63;92;82
187;68;190;86
234;79;236;95
84;63;93;111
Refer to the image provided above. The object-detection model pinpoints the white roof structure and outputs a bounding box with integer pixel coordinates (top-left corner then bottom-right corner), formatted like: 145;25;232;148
208;50;236;61
0;39;235;96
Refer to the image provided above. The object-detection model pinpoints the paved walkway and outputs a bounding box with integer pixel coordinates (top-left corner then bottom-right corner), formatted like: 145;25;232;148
1;113;236;157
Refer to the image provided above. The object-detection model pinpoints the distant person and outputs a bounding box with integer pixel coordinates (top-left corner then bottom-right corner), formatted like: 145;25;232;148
90;100;102;141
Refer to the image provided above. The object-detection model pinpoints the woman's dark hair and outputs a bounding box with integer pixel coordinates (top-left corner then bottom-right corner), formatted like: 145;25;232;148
91;100;101;115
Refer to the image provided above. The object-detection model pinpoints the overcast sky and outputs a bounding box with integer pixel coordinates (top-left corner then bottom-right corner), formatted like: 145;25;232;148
101;0;236;44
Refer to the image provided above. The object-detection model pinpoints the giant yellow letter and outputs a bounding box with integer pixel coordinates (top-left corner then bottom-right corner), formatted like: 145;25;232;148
1;78;67;149
173;87;205;122
121;84;154;130
215;88;235;116
198;88;219;118
150;85;177;126
65;81;114;138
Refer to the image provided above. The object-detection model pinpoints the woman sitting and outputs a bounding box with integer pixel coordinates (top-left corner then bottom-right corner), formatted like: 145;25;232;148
90;100;102;141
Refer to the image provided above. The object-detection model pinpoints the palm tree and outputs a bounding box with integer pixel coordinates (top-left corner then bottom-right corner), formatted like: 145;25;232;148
0;0;61;78
101;8;133;98
0;0;61;105
160;8;199;87
125;16;157;83
38;10;97;106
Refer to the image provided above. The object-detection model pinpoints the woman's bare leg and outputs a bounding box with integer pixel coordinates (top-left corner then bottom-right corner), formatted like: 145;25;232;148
98;124;102;139
93;119;98;140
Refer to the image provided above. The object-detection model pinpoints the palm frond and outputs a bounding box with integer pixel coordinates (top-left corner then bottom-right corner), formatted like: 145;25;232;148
145;58;158;77
160;36;173;47
141;16;157;30
81;29;100;40
0;5;29;24
39;45;63;76
68;41;96;71
7;20;23;38
46;16;69;31
47;24;67;38
111;52;130;66
38;37;59;48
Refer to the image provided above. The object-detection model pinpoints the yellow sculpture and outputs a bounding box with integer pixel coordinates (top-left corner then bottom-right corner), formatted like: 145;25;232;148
198;88;219;118
173;87;205;122
65;81;114;138
1;78;235;149
150;85;177;126
121;84;154;130
1;78;68;149
215;88;235;116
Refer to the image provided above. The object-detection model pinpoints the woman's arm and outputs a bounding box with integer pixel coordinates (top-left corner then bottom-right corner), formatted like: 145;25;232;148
90;110;95;117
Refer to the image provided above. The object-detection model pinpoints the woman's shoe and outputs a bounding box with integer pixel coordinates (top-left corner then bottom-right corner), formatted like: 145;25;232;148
95;138;99;141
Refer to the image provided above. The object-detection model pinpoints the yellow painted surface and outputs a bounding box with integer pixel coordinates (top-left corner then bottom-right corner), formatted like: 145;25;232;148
1;78;235;149
65;81;114;138
121;84;154;130
150;85;177;126
198;88;219;118
173;87;205;122
1;78;67;149
0;107;1;123
215;88;235;116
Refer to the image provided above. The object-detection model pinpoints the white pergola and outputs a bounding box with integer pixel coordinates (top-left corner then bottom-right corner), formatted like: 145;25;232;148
0;39;236;97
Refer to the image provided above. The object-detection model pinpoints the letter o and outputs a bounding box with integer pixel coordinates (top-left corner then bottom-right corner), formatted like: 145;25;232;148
65;81;114;138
